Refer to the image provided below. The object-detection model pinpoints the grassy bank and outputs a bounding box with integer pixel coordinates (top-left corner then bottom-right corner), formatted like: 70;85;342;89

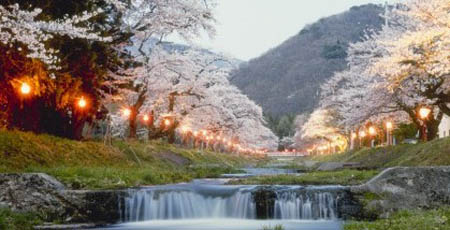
228;169;379;186
345;207;450;230
0;208;41;230
0;130;254;189
310;137;450;168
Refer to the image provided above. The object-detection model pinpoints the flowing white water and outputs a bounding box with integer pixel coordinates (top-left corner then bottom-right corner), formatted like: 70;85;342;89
274;191;336;219
122;186;256;221
121;184;340;222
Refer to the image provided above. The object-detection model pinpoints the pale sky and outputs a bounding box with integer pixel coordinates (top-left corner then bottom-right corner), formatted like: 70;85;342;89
188;0;403;61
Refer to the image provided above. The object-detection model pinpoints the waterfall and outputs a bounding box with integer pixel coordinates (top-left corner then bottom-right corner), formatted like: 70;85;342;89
121;185;341;222
274;191;337;219
122;186;256;222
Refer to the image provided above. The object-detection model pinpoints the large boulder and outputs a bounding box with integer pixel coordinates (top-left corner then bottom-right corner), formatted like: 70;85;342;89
0;173;72;220
0;173;124;223
351;167;450;218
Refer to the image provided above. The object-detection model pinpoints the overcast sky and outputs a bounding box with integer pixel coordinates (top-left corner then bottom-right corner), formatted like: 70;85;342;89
186;0;403;61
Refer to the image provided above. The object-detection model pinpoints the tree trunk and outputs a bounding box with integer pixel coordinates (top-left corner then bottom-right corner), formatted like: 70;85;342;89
128;91;146;139
129;110;138;139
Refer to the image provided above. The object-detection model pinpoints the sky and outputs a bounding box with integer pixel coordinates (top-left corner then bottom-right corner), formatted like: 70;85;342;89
188;0;403;61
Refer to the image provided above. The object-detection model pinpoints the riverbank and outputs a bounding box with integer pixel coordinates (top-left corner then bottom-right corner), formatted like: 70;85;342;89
0;130;255;189
310;137;450;168
228;169;379;186
344;207;450;230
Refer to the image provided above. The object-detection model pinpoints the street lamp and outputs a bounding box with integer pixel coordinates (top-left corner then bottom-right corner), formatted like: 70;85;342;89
419;107;431;120
385;121;393;146
368;126;377;136
77;97;87;108
418;107;431;142
122;108;131;117
20;82;31;95
368;126;377;148
143;114;149;122
359;130;367;148
164;119;171;127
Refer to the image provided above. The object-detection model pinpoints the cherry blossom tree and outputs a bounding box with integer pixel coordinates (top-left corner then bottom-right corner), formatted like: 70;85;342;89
0;3;110;69
106;0;217;138
372;0;450;115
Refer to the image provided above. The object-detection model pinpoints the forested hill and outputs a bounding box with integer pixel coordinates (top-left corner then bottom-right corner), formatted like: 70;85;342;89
230;4;385;117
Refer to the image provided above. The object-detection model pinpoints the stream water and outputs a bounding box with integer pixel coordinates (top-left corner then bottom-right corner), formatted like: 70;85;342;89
97;169;344;230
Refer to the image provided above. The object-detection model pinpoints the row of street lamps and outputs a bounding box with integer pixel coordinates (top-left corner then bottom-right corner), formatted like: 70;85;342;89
20;82;264;154
119;107;266;155
308;106;432;155
19;82;88;110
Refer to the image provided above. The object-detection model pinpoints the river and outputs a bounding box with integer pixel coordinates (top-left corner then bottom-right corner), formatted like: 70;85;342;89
96;169;344;230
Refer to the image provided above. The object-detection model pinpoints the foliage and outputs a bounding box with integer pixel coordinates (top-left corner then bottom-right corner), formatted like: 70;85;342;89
0;130;254;189
229;170;379;186
344;207;450;230
393;123;419;142
0;0;121;139
321;41;347;59
0;208;42;230
264;113;296;143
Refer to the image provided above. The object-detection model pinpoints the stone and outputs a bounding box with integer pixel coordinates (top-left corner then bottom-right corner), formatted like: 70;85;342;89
351;166;450;217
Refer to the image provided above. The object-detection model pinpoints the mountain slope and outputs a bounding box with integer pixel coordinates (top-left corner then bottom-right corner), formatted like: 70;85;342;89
230;4;385;116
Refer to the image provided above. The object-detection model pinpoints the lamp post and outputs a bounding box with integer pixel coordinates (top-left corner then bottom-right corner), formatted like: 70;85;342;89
385;121;393;146
418;107;431;142
359;130;367;147
368;126;377;148
351;132;357;150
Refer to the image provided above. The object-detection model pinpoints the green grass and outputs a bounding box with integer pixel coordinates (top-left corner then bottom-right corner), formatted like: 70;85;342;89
0;130;254;189
261;224;285;230
344;207;450;230
310;137;450;168
0;208;42;230
228;169;379;185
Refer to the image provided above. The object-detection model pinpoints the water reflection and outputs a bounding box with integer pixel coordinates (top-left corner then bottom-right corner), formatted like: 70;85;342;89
101;219;342;230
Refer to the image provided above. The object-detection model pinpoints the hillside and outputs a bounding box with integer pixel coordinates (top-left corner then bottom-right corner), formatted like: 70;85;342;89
231;4;385;116
0;130;255;189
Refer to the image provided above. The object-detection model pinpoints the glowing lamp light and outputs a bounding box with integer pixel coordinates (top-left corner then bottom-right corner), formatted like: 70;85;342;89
419;107;431;120
351;133;357;139
78;97;87;108
164;119;171;126
359;131;367;138
143;115;150;122
202;130;207;136
369;127;377;136
193;131;199;137
386;121;393;130
122;108;131;117
20;82;31;95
